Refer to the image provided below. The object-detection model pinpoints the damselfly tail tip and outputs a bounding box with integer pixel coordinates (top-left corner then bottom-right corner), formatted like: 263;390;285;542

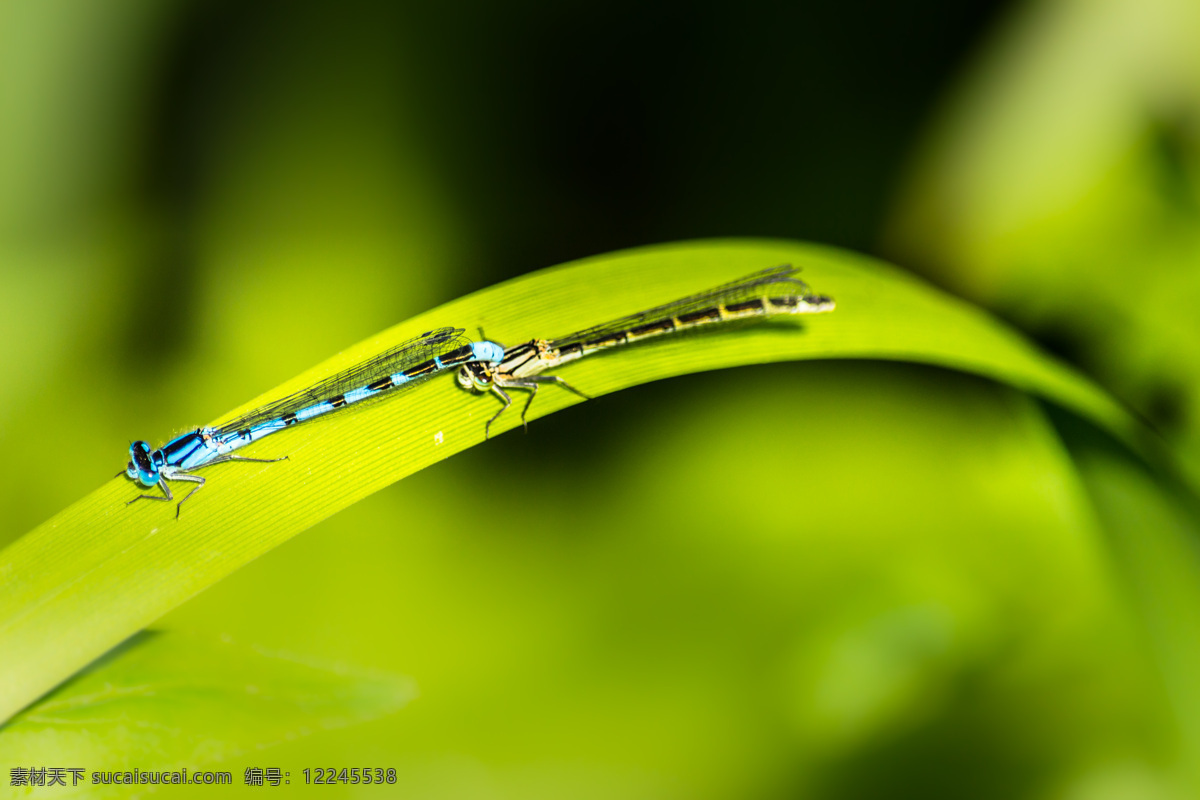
802;294;836;313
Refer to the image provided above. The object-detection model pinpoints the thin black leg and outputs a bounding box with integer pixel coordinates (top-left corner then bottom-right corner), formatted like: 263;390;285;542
126;477;174;507
169;473;206;519
486;385;514;439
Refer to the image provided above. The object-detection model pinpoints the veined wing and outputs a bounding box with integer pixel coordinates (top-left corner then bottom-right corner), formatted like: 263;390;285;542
213;327;469;436
547;265;809;348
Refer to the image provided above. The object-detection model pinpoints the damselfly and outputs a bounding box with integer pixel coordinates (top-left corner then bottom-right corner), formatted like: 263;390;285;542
457;265;834;436
124;327;506;517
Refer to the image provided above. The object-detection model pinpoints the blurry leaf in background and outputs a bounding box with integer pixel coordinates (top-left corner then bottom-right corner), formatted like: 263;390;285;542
158;362;1192;798
885;0;1200;482
0;631;415;780
1073;439;1200;793
0;0;180;529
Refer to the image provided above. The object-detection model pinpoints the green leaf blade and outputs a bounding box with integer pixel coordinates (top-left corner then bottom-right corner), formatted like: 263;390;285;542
1;632;415;772
0;238;1143;723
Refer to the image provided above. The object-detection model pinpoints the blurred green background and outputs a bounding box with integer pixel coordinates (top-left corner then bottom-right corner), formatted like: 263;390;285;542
3;0;1200;798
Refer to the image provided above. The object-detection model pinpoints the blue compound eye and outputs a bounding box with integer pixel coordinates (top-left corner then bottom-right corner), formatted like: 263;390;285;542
128;441;158;486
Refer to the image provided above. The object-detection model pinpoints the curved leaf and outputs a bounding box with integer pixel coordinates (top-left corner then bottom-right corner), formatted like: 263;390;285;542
0;238;1144;723
1;632;414;769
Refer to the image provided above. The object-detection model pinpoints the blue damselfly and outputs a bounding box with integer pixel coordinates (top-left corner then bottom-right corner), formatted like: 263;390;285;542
125;327;505;517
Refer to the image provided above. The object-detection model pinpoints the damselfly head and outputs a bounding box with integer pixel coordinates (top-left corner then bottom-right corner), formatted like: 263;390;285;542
456;362;492;393
800;294;836;313
127;440;159;486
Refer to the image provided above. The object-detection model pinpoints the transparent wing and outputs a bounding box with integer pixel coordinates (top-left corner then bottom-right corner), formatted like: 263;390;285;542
214;327;469;435
548;265;808;348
